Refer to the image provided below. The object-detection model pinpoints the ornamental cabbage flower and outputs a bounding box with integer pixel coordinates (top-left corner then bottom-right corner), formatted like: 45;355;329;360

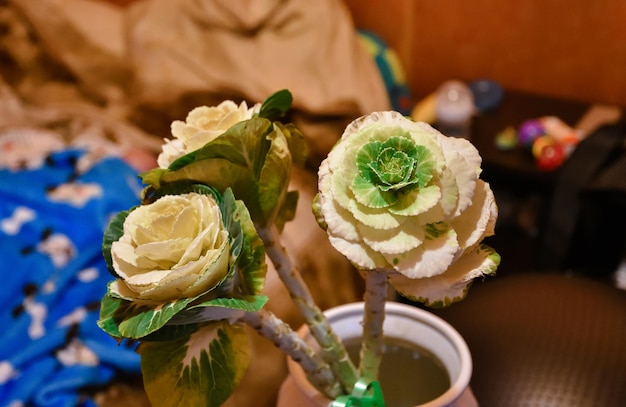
157;100;260;168
99;186;268;407
99;186;267;339
314;111;500;306
109;192;230;303
143;90;307;229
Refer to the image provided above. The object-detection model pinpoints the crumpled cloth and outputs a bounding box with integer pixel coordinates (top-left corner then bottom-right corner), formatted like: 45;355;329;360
6;0;391;165
126;0;388;115
0;136;144;407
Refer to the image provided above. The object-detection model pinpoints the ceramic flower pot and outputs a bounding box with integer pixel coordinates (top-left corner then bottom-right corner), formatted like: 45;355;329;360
276;301;477;407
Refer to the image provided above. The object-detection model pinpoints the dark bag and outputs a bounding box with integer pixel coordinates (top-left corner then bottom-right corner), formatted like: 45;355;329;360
540;120;626;276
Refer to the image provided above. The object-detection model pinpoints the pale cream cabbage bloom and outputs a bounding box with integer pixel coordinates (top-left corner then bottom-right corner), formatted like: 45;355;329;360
157;100;261;168
110;193;230;304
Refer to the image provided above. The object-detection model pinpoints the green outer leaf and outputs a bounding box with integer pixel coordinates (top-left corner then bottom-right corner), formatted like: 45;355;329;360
163;157;261;216
139;168;168;188
120;298;194;339
258;89;293;121
142;182;222;205
99;290;196;339
140;321;250;407
102;209;132;277
152;295;268;327
276;122;308;167
257;125;291;225
98;292;124;337
219;188;243;264
232;200;267;295
194;120;270;176
166;148;200;172
190;295;268;312
311;193;327;230
144;118;272;223
275;190;299;232
142;323;200;342
213;189;267;297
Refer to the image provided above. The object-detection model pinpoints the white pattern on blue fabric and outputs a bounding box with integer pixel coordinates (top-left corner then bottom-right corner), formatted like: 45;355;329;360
0;149;142;406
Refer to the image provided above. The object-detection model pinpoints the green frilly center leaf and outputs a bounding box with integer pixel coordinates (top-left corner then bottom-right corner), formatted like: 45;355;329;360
352;135;436;209
373;147;417;189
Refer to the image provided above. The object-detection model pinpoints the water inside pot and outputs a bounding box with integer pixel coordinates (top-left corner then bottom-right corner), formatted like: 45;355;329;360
344;336;451;406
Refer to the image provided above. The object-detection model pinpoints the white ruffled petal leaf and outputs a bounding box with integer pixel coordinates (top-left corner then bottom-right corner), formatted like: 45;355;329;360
385;223;459;278
450;180;497;250
359;223;425;256
389;244;500;307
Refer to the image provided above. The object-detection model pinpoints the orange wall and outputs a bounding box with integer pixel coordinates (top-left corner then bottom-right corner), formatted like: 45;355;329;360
345;0;626;107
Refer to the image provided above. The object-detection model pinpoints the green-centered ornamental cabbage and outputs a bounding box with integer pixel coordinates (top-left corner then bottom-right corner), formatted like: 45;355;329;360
313;111;500;306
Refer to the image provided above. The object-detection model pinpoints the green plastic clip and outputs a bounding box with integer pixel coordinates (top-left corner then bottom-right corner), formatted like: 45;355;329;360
331;378;385;407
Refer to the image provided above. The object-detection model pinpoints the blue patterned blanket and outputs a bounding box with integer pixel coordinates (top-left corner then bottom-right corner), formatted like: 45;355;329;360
0;148;142;407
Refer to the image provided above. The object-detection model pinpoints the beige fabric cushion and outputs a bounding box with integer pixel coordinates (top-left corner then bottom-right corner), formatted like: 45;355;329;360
125;0;389;117
125;0;390;163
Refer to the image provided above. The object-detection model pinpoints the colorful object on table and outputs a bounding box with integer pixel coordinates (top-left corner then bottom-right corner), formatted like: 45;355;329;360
468;79;504;112
358;30;413;115
495;115;585;171
534;137;566;171
540;116;583;154
518;119;546;148
541;116;578;140
495;125;519;150
529;116;583;170
531;135;554;159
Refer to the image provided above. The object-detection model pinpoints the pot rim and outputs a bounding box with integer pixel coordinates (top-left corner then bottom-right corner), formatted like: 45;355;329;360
288;301;473;407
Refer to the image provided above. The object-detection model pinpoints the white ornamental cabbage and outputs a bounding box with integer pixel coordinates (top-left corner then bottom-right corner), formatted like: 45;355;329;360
157;100;261;168
110;192;230;303
314;111;499;306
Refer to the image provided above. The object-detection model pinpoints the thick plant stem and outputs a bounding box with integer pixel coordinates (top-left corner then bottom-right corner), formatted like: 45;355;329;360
241;310;343;399
258;225;358;393
359;269;388;381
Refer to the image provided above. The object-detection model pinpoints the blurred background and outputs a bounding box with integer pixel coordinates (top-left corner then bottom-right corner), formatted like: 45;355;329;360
1;1;625;406
345;0;626;107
